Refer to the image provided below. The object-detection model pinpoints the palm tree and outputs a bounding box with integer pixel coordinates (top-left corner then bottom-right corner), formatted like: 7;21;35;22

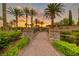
44;3;64;28
35;18;38;27
23;7;29;28
35;18;40;27
30;9;37;28
40;21;44;27
8;7;23;27
2;3;7;30
11;20;16;27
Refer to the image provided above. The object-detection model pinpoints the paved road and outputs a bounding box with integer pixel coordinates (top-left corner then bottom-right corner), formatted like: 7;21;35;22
19;32;61;56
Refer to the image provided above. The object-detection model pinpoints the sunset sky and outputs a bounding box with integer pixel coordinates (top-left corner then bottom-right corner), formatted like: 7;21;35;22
0;3;79;25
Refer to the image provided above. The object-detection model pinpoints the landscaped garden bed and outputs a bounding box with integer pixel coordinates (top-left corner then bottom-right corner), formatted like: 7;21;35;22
60;31;79;45
0;30;30;56
53;31;79;56
3;37;29;56
0;30;22;49
53;40;79;56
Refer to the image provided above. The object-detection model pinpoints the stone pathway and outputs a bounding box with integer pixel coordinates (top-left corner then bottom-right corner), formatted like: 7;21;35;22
19;32;61;56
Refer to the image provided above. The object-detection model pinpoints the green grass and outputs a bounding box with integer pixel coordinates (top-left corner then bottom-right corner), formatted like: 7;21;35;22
53;40;79;56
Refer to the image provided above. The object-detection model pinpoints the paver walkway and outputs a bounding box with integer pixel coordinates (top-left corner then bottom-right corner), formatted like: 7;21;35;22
19;32;61;56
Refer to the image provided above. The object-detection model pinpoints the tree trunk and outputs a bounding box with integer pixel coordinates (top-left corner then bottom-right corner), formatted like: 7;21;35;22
25;15;28;28
41;24;42;28
2;3;7;30
51;18;54;28
31;16;33;29
51;13;55;28
16;16;18;27
35;19;38;28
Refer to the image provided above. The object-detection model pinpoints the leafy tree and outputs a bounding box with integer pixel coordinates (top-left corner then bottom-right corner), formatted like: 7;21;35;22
44;3;64;28
69;10;73;25
59;18;69;26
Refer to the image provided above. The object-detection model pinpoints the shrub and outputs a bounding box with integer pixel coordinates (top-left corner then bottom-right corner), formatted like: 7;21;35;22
16;37;29;49
12;27;25;31
72;31;79;36
60;31;78;44
53;40;79;56
73;32;79;45
60;35;77;43
4;47;19;56
3;37;29;56
0;30;21;48
60;31;79;45
60;31;71;35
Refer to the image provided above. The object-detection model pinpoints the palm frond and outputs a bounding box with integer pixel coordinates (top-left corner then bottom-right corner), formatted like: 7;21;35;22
44;3;64;19
30;9;37;16
23;7;29;15
8;7;24;17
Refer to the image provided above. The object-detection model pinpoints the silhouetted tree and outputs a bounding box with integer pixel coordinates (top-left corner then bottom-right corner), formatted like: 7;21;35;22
30;9;37;28
45;3;64;28
23;7;29;28
40;21;44;27
8;7;23;27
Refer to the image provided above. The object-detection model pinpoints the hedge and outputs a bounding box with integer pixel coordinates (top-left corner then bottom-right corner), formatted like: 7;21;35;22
3;37;29;56
60;31;71;35
53;40;79;56
60;31;79;45
0;30;21;49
